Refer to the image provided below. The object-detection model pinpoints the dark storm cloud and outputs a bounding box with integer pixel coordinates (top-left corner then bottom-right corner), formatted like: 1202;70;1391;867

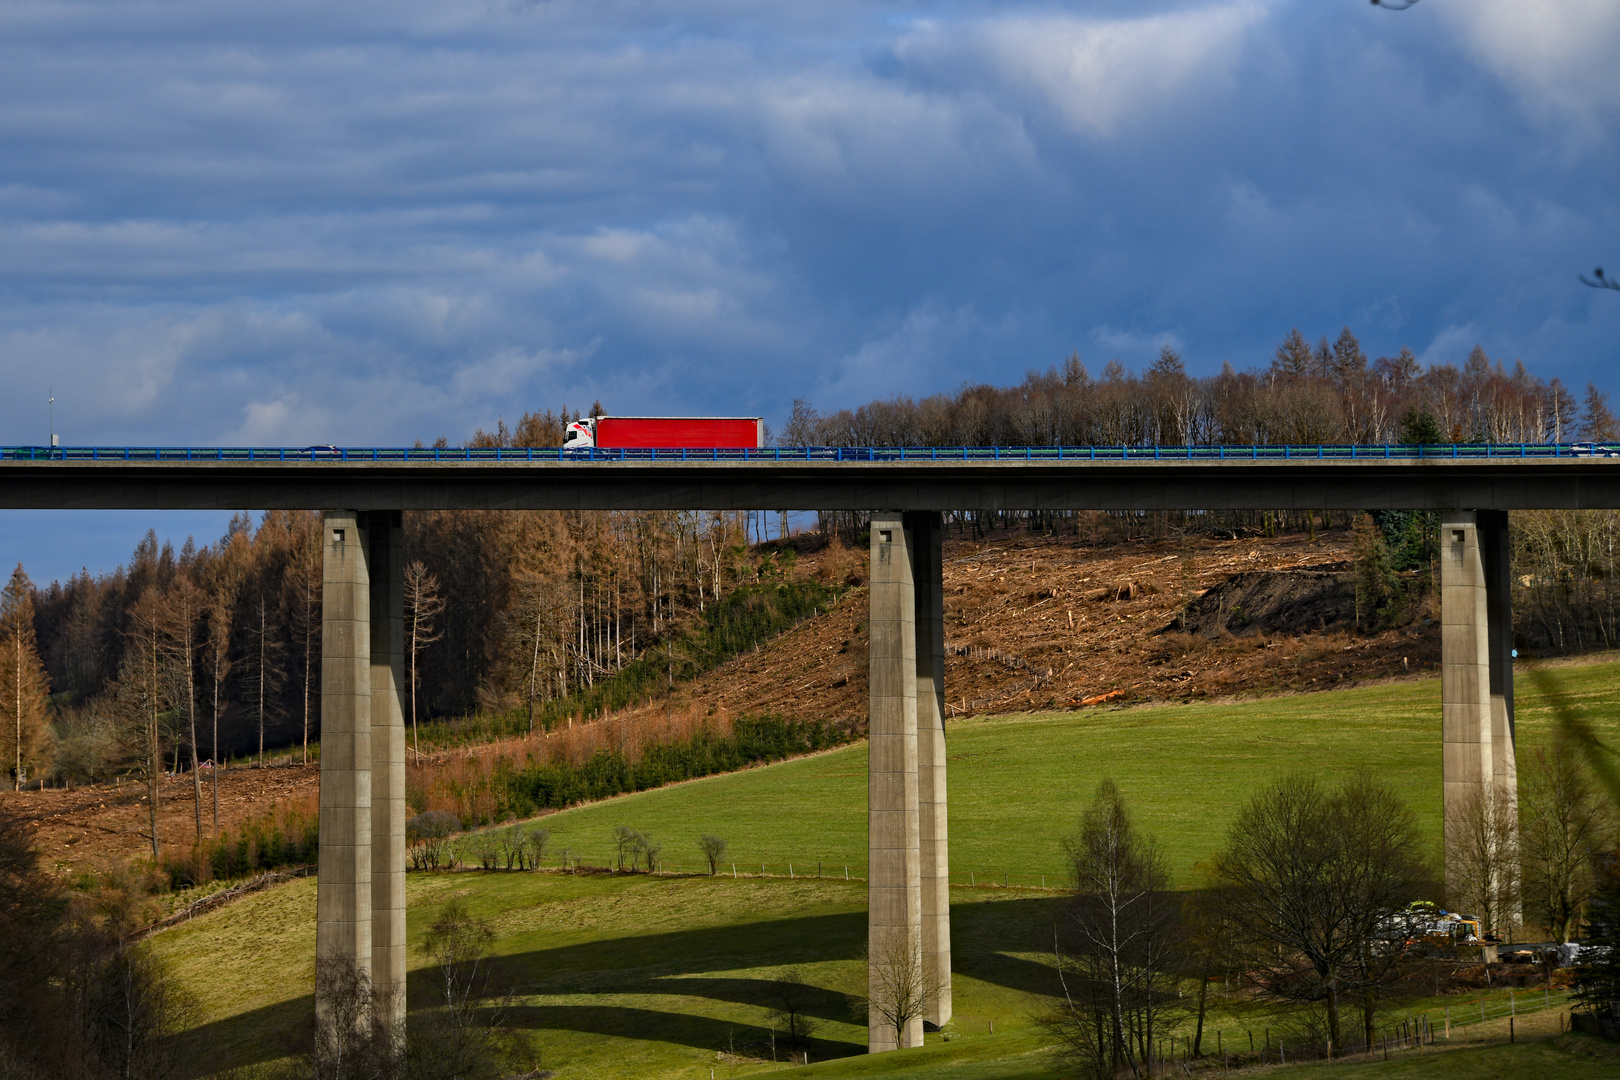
0;0;1616;463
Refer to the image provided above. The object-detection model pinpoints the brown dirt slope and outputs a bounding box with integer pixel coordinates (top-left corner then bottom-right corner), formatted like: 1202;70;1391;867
11;525;1437;875
630;525;1439;727
0;764;317;878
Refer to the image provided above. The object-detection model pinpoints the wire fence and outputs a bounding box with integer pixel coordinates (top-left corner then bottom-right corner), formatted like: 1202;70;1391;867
437;842;1072;888
1156;987;1575;1074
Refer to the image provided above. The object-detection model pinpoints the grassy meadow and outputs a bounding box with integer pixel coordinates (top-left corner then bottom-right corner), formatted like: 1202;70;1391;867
460;657;1620;885
152;658;1620;1078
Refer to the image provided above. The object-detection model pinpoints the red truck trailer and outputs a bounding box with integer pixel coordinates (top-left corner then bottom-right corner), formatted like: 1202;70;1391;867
563;416;763;450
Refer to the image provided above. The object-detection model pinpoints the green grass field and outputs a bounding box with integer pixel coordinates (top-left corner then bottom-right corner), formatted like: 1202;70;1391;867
154;659;1620;1078
462;658;1620;885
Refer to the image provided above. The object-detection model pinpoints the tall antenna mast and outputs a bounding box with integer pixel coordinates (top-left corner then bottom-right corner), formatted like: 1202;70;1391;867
49;387;57;450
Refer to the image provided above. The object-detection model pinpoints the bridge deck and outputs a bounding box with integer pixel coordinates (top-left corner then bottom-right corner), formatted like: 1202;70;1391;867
3;445;1619;511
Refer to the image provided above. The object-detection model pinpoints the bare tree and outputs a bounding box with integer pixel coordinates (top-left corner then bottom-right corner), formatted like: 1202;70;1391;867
403;560;445;760
160;574;205;844
311;957;390;1080
287;538;321;765
698;834;728;875
120;589;172;861
407;899;532;1080
864;925;942;1052
242;594;286;767
204;570;238;836
1040;780;1181;1079
613;825;643;871
1520;742;1610;942
406;811;461;872
765;970;819;1053
1448;781;1521;942
1214;774;1429;1053
523;826;550;870
640;833;663;873
0;565;51;791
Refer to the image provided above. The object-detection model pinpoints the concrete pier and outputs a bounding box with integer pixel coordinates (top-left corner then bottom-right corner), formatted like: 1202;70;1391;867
906;511;952;1029
316;510;373;1026
868;513;923;1052
1478;510;1517;804
367;511;407;1038
1440;510;1518;923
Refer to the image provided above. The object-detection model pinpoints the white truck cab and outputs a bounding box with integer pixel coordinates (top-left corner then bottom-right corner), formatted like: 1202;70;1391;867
563;419;596;449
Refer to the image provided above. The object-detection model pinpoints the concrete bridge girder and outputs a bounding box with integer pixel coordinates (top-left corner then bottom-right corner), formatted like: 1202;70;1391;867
7;456;1620;511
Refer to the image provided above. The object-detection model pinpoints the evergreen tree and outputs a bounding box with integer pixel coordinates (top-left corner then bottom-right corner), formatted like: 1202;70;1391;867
1331;327;1367;379
1398;405;1444;445
0;566;51;790
1350;515;1400;630
1271;328;1314;378
1583;383;1618;442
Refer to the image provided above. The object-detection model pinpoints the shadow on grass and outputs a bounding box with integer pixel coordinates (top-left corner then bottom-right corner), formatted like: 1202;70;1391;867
502;1003;866;1061
183;894;1065;1074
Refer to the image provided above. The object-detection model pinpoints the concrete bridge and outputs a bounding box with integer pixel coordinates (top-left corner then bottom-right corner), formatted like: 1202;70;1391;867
5;446;1618;1051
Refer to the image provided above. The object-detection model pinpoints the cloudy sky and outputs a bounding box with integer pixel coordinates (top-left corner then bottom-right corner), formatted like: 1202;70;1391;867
2;0;1618;584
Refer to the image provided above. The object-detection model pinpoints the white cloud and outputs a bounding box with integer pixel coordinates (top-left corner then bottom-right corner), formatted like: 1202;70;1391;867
896;1;1270;137
1438;0;1620;135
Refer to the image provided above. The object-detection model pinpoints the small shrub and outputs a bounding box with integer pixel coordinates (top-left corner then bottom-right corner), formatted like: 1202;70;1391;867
407;810;462;871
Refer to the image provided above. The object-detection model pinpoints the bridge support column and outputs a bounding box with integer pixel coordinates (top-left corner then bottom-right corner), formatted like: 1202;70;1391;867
368;511;408;1042
907;511;951;1029
868;513;923;1052
316;510;409;1044
1441;510;1518;929
316;511;373;1028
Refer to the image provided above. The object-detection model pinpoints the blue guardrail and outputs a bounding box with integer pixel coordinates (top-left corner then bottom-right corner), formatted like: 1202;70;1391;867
2;443;1619;463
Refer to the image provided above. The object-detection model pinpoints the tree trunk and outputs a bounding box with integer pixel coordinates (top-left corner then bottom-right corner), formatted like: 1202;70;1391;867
1192;961;1210;1056
187;634;201;844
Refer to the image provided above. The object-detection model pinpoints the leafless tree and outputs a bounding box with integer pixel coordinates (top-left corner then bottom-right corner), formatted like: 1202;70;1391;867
403;561;445;759
0;565;51;792
86;943;198;1080
523;826;550;871
406;811;461;872
613;825;645;871
1214;774;1430;1053
1520;742;1611;942
1040;780;1182;1079
765;970;819;1052
242;594;286;767
159;574;205;844
311;957;392;1080
407;899;534;1080
204;570;238;836
863;926;941;1052
119;589;172;861
698;834;728;875
287;538;321;765
1448;781;1521;942
639;832;663;873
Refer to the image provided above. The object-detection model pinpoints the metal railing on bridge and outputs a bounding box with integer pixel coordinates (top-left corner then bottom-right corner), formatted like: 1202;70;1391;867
3;443;1619;463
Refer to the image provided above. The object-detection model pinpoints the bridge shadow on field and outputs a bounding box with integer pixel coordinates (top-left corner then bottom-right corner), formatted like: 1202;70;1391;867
184;893;1064;1074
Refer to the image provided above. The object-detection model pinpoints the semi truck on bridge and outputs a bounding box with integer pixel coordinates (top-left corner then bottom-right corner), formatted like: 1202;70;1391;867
562;415;763;450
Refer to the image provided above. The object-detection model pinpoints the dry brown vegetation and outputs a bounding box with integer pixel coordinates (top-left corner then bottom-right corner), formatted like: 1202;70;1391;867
9;520;1448;876
620;521;1437;729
